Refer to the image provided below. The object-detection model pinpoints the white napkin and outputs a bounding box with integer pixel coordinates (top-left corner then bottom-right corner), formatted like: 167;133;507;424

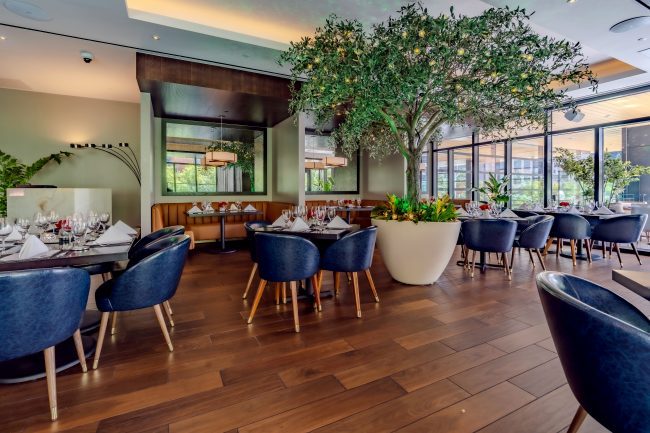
18;235;50;259
456;207;469;216
6;226;22;242
229;203;238;211
595;206;614;215
113;220;137;236
289;217;310;232
187;205;202;214
271;216;287;227
90;225;132;245
244;204;256;212
327;216;351;229
532;204;544;212
567;206;581;214
500;209;519;218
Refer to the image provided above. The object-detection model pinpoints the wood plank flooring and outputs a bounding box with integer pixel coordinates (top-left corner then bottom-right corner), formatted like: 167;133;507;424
1;245;648;433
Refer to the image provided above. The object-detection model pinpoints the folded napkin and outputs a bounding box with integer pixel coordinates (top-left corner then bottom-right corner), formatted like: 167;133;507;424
19;235;50;259
327;216;350;229
187;205;202;214
566;206;581;214
6;226;22;242
113;220;137;236
532;204;544;212
244;204;256;212
90;225;132;245
499;208;519;218
595;206;614;215
229;204;238;211
289;217;310;232
456;207;469;217
271;216;287;227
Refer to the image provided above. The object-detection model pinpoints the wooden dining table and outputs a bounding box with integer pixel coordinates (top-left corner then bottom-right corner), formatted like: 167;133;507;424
186;209;264;253
335;206;375;224
0;241;132;384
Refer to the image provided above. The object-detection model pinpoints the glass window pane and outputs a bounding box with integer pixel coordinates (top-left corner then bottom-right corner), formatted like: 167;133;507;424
551;130;594;203
511;138;545;207
420;151;429;196
435;151;449;198
603;121;650;204
477;143;505;202
438;136;472;149
452;148;472;200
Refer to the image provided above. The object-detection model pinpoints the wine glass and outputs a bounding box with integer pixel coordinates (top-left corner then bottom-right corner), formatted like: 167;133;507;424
0;218;12;253
315;206;326;230
281;209;291;227
72;220;88;250
99;212;110;232
15;218;30;243
33;213;49;237
327;206;337;222
87;214;100;240
355;198;362;207
47;210;59;234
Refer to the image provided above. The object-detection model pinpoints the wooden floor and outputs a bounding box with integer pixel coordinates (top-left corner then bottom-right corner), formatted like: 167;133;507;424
1;244;648;433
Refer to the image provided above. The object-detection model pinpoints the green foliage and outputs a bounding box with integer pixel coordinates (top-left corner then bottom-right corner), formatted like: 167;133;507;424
603;155;650;206
312;175;335;192
0;150;72;217
372;194;457;223
472;173;511;204
208;139;256;187
554;148;594;199
280;3;596;207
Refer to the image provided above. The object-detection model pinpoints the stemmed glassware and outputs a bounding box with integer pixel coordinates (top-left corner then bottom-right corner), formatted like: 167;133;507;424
15;218;31;243
99;212;110;232
281;209;292;227
33;213;49;238
489;202;501;218
86;213;101;240
47;211;59;234
327;206;337;222
314;206;326;230
72;220;88;250
0;218;12;253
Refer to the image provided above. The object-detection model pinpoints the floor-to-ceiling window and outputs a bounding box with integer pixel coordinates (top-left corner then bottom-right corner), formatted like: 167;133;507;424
452;148;472;200
511;137;545;207
477;142;506;202
551;130;595;204
435;152;449;198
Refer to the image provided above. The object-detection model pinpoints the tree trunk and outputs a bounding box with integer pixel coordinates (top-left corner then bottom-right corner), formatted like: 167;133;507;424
405;151;421;209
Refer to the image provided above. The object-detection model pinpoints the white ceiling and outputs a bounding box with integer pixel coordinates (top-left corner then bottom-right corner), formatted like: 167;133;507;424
0;0;649;103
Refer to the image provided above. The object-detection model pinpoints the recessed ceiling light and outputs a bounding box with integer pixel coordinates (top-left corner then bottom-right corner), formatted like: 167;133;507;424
610;16;650;33
566;0;577;3
639;37;648;41
3;0;51;21
152;34;160;40
0;36;5;41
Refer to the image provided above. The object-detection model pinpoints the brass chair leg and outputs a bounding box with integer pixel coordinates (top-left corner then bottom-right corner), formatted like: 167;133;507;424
44;346;58;421
290;281;300;332
614;243;623;268
153;304;173;352
567;406;587;433
163;301;174;327
570;239;577;266
631;243;642;265
110;311;118;335
352;272;362;318
92;312;110;370
364;269;379;302
311;275;322;311
535;249;547;271
72;329;87;373
242;262;258;299
470;250;476;278
247;279;267;324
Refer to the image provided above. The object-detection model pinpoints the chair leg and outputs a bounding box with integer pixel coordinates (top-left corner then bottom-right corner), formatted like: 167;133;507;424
556;238;562;257
463;245;469;269
470;250;476;278
274;282;280;305
364;269;379;302
584;240;592;264
247;279;267;324
72;329;87;373
311;275;322;311
334;272;340;295
601;241;607;259
609;242;613;258
502;253;511;280
43;346;57;421
290;281;300;332
163;301;174;327
570;239;577;266
614;243;623;268
527;249;535;269
510;248;516;270
352;272;362;318
317;270;323;289
92;312;110;370
631;243;642;265
543;237;554;255
347;272;352;283
153;304;173;352
110;312;118;335
535;249;547;271
567;406;587;433
242;262;258;299
282;282;287;304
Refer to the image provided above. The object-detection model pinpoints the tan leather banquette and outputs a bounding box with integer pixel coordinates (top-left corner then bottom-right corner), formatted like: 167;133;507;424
151;201;293;244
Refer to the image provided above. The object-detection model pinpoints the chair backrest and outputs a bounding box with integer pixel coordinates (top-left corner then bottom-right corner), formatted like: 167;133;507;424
0;268;90;361
129;225;185;259
519;216;554;249
106;235;190;310
321;226;377;272
255;233;320;282
461;219;517;253
631;205;650;231
536;272;650;433
591;214;648;243
244;220;269;263
513;210;539;218
549;213;591;239
128;232;188;267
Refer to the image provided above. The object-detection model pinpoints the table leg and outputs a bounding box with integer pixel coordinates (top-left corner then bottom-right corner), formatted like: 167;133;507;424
206;215;236;254
345;211;351;224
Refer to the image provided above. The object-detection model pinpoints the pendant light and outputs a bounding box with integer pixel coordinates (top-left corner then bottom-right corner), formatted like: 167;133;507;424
323;155;348;167
204;115;237;166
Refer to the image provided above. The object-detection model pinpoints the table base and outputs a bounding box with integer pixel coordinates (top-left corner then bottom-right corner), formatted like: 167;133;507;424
559;252;602;261
0;335;95;384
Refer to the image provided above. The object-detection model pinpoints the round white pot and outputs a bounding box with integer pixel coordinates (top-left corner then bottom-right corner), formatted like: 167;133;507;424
372;219;461;285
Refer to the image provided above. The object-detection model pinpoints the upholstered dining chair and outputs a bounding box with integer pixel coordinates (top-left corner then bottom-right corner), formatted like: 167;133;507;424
462;219;517;279
318;226;379;318
630;205;650;242
536;272;650;433
92;235;190;369
511;215;554;271
0;268;91;421
513;210;539;218
129;225;185;260
543;213;592;266
242;220;270;300
247;233;320;333
590;214;647;268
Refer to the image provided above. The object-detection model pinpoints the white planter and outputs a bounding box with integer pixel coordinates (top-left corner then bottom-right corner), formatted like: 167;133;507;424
372;219;461;285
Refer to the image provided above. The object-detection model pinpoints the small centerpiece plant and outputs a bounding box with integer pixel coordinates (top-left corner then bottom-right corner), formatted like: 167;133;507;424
372;194;457;223
472;173;511;205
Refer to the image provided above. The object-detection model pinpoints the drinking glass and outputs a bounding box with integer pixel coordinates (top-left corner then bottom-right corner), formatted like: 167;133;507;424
297;205;306;219
327;207;337;222
355;198;362;207
33;213;49;236
47;211;59;234
315;207;326;230
99;212;110;232
0;218;12;253
281;209;291;226
15;218;30;242
87;214;100;239
72;221;88;249
489;202;501;218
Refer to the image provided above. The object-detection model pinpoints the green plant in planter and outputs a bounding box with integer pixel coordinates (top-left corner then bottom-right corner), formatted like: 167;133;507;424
372;194;457;223
472;173;511;204
312;175;335;192
280;3;596;209
603;154;650;206
554;147;594;200
0;150;72;217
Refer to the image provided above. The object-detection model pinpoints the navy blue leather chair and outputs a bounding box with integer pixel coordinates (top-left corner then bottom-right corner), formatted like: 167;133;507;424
536;272;650;433
0;268;90;420
513;210;539;218
92;235;190;369
319;227;378;318
544;213;592;266
462;219;517;279
591;214;647;268
242;221;269;300
512;215;554;271
129;225;185;260
247;233;320;333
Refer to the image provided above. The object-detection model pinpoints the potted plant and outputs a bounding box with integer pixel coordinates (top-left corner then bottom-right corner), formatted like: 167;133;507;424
554;148;595;202
603;154;650;206
281;3;595;284
472;173;511;206
0;150;72;217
